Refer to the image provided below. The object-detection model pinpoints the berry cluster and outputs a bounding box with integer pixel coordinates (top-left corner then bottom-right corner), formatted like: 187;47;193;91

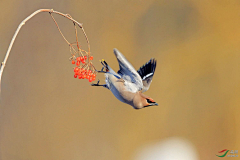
71;55;96;82
73;67;96;82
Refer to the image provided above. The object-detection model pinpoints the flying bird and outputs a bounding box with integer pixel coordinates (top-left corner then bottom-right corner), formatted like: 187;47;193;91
92;48;158;109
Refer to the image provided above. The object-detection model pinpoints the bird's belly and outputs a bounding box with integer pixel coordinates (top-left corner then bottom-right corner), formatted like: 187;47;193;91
106;73;135;105
109;85;127;103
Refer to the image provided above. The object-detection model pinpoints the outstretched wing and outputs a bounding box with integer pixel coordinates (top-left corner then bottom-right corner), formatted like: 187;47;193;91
113;48;143;91
137;58;157;93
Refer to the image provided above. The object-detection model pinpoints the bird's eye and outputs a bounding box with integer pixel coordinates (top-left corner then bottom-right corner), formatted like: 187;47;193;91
147;98;155;103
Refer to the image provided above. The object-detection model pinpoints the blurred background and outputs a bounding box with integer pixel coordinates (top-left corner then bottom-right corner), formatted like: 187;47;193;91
0;0;239;160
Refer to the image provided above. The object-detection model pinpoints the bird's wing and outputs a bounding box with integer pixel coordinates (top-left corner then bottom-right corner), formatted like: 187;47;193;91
137;58;157;93
113;48;143;91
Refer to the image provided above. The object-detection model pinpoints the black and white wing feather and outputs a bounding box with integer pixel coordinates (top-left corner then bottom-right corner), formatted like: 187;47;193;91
137;58;157;93
113;48;143;91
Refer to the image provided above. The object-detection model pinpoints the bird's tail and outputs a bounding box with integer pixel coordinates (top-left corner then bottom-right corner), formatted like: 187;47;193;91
100;59;109;72
100;59;121;78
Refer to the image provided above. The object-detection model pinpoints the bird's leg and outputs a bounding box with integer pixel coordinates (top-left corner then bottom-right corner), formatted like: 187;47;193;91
95;67;107;73
95;59;109;73
91;80;106;87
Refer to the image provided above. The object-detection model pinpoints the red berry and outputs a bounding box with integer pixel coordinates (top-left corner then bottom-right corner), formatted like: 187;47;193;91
76;57;81;61
82;60;85;64
86;75;90;79
92;74;96;78
92;77;96;81
74;75;77;78
76;61;80;66
78;75;82;79
72;60;75;64
74;67;79;72
89;79;92;82
84;56;87;60
83;75;86;79
90;56;93;60
80;57;84;61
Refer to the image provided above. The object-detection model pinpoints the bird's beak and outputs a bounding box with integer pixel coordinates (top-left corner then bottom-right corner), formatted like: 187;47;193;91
151;102;158;106
145;102;158;107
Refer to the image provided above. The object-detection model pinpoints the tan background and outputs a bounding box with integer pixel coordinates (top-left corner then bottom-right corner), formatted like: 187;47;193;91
0;0;239;160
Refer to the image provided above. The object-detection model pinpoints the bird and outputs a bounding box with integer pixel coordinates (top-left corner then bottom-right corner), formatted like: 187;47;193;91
92;48;158;109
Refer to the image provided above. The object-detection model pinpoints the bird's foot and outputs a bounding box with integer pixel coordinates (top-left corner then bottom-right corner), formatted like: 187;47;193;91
91;80;104;86
96;67;107;73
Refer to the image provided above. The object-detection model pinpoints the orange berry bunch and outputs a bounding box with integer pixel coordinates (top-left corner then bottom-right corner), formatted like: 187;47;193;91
71;55;96;82
73;67;96;82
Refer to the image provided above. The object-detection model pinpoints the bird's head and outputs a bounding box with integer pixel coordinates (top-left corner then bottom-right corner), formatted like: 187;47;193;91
133;92;158;109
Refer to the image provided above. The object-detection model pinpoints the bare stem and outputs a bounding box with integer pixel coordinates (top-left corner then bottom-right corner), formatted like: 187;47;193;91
50;13;70;45
0;9;84;93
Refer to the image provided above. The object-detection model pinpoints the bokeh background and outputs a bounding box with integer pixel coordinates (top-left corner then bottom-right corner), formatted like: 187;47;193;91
0;0;239;160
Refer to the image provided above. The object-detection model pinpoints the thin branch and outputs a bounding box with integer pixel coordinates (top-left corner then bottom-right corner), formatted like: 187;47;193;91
81;27;90;53
50;13;70;45
0;9;84;93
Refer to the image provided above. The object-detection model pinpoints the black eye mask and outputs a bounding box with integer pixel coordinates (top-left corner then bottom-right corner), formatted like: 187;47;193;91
147;99;155;103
